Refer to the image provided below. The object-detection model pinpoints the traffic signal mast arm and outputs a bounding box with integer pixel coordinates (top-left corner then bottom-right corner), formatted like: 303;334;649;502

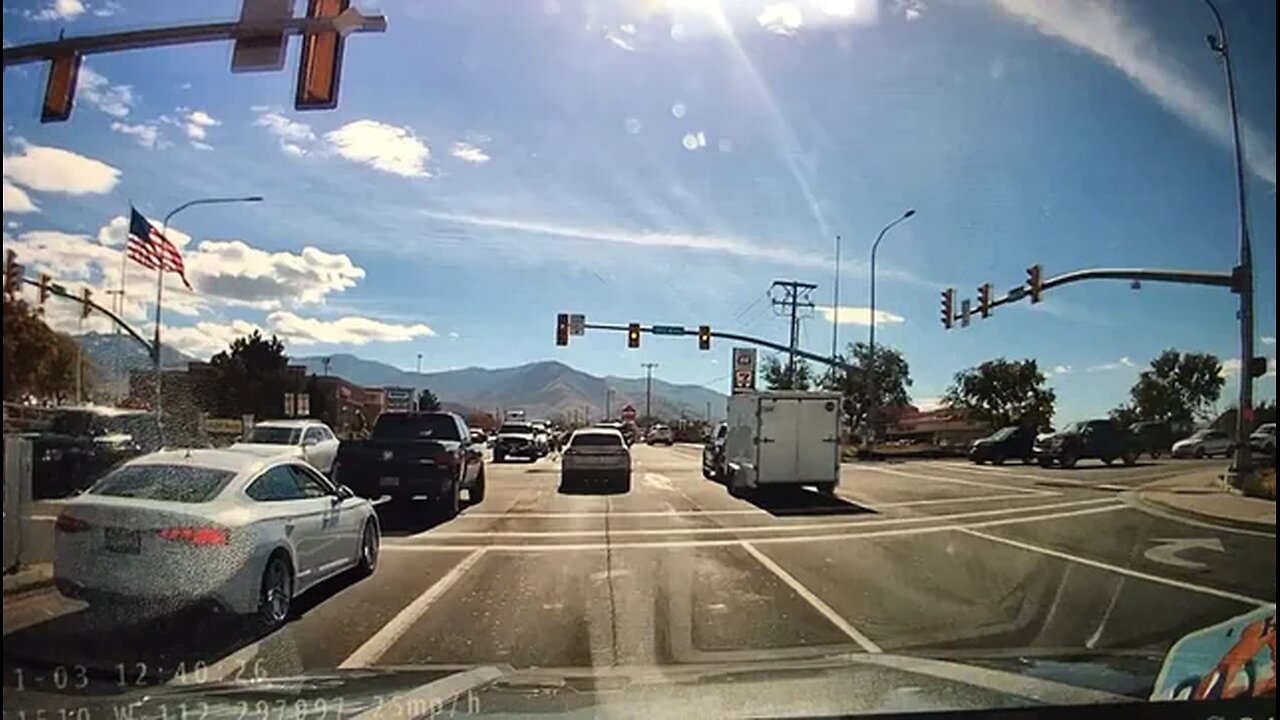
581;322;855;372
19;276;156;359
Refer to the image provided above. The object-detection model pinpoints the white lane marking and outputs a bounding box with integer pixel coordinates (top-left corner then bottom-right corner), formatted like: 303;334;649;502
1143;538;1225;571
28;514;58;522
958;528;1272;607
863;466;1051;496
841;492;1052;509
338;548;488;668
459;509;767;518
937;462;1199;488
1120;496;1278;539
643;472;676;491
394;498;1115;539
740;541;882;653
383;499;1123;552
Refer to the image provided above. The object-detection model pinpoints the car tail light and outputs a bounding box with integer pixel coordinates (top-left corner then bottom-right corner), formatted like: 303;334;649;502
157;527;229;546
433;451;458;467
54;514;90;534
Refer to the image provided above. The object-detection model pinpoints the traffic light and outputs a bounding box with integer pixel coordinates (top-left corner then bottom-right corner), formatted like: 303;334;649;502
698;325;711;351
555;313;570;346
940;288;954;330
42;53;82;123
1027;264;1043;304
627;323;641;349
295;0;349;110
39;274;51;305
978;283;992;318
4;250;22;296
80;287;92;319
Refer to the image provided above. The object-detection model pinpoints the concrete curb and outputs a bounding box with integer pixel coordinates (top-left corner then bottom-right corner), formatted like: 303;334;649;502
2;564;54;599
1129;490;1277;534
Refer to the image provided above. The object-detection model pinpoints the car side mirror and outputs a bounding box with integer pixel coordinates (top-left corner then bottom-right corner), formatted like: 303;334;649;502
336;484;354;499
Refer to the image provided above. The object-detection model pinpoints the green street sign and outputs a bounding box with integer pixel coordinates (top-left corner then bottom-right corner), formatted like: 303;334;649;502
651;325;685;336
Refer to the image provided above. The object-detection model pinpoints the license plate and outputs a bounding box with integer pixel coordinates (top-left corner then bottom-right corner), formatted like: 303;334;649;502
104;528;140;554
577;456;620;467
380;477;400;488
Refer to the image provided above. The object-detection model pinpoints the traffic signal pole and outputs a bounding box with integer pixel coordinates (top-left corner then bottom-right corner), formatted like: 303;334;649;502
581;322;855;372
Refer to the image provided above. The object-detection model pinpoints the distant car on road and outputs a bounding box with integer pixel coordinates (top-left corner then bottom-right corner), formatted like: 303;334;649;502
646;424;674;446
531;421;552;456
1249;422;1275;456
1035;419;1138;468
968;425;1036;465
1171;428;1234;459
54;450;379;630
561;428;631;492
493;421;541;463
334;412;486;517
231;419;340;475
594;421;637;446
702;422;728;480
1127;421;1176;459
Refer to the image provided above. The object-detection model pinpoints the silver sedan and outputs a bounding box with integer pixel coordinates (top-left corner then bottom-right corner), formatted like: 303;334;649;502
54;449;380;629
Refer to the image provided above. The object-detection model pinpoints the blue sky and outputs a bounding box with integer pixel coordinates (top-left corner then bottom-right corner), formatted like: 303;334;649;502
2;0;1275;423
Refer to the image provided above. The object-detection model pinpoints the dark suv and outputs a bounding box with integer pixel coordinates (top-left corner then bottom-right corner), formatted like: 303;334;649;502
968;425;1037;465
1128;421;1175;459
1035;419;1138;468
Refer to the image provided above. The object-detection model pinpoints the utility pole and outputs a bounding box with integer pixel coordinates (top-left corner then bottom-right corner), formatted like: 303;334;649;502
605;387;614;420
770;280;817;387
416;352;422;374
641;363;659;423
322;356;331;377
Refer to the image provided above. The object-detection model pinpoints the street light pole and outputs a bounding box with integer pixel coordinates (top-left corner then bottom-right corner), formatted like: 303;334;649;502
866;209;915;446
154;195;263;442
641;363;659;423
831;234;841;362
1203;0;1255;484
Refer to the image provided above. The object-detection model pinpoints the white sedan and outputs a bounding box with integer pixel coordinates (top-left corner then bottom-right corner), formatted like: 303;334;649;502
1171;429;1234;458
560;428;631;492
231;420;340;475
54;449;380;629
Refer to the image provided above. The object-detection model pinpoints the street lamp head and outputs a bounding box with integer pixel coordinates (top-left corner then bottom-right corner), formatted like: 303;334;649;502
243;196;265;203
903;209;916;218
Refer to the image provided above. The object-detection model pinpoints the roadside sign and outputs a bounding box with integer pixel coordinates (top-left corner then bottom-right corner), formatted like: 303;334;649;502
652;324;685;336
732;347;757;394
569;313;585;336
620;404;637;421
385;386;414;412
231;0;290;72
960;299;972;328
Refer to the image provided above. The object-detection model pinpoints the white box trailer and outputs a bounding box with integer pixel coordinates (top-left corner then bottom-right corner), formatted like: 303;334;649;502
723;390;842;495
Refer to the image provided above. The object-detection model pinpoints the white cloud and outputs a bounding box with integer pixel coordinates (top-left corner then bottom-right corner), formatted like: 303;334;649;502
92;0;123;17
190;141;214;152
110;121;159;148
1050;364;1073;376
162;320;267;359
281;143;307;157
253;109;316;156
448;331;460;339
187;110;219;127
29;0;85;20
1220;357;1277;378
1262;336;1276;346
78;66;135;118
757;3;804;35
605;30;636;51
185;240;366;308
2;142;121;195
266;311;435;345
1086;356;1137;372
449;142;490;164
97;214;193;249
681;131;708;150
3;230;117;279
184;109;220;143
814;305;905;326
325;120;431;177
894;0;924;21
2;180;39;214
994;0;1276;185
914;397;944;412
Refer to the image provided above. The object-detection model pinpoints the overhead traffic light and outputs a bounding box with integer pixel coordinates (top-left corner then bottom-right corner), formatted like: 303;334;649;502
1027;264;1043;304
41;53;82;123
940;288;954;330
698;325;711;351
555;313;570;346
978;283;993;318
295;0;349;110
81;287;92;319
39;274;51;305
4;250;22;296
627;323;641;349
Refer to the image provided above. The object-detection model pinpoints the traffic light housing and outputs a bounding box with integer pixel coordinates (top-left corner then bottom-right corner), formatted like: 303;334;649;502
978;283;992;318
81;287;92;319
627;323;641;349
698;325;711;351
295;0;349;110
42;53;82;123
39;274;51;305
1027;264;1043;304
940;288;954;330
4;250;22;296
555;313;570;346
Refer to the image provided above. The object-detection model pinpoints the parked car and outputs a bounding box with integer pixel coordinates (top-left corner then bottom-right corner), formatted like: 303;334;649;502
333;412;486;517
1127;421;1176;459
29;406;162;499
561;428;631;492
968;426;1037;465
1034;419;1138;468
493;421;541;462
1171;428;1234;459
230;419;341;474
1249;422;1275;456
702;421;728;480
646;424;675;446
531;421;551;456
53;450;379;629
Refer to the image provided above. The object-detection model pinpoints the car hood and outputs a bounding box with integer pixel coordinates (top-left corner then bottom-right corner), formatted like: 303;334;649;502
496;433;535;441
1171;438;1201;448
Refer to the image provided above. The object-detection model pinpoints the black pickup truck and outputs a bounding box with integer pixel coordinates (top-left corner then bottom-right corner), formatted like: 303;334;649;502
333;412;486;517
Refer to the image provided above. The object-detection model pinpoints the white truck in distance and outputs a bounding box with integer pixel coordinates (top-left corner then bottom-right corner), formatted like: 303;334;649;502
716;390;842;496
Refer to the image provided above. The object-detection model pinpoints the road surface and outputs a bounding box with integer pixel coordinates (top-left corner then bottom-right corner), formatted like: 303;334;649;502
3;445;1274;692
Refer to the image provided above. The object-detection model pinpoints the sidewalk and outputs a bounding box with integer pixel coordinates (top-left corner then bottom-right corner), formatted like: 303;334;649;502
2;563;53;598
1133;468;1276;532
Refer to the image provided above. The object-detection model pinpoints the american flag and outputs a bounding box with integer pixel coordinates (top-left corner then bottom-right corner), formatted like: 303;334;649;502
127;207;192;290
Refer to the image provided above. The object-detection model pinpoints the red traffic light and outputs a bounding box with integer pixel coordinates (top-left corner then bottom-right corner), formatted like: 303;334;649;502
978;283;992;318
295;0;348;111
627;323;641;349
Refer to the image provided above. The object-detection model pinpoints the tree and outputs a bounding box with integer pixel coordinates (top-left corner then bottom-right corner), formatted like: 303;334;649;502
1123;350;1224;426
821;341;913;429
943;358;1055;431
762;354;814;390
2;293;90;402
417;387;442;412
206;331;293;418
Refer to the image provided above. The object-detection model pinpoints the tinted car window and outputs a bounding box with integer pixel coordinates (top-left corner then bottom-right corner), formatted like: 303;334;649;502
288;465;332;498
247;426;301;445
91;465;235;503
373;414;462;440
246;466;307;502
303;427;325;444
571;433;624;447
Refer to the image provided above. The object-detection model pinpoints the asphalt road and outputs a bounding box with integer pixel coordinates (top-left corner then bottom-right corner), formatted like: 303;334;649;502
4;446;1274;693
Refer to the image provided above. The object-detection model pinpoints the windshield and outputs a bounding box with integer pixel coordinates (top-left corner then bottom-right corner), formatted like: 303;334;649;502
90;464;235;503
245;426;301;445
3;1;1276;716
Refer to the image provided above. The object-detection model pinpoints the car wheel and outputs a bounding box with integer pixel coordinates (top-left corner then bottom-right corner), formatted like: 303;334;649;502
815;482;836;495
992;456;1005;466
356;520;379;577
1059;452;1078;469
1102;456;1114;466
617;473;631;493
439;478;461;520
1194;447;1206;459
1021;456;1033;465
971;458;985;465
1122;451;1138;466
1038;458;1054;468
469;465;486;504
257;554;293;631
702;463;716;480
